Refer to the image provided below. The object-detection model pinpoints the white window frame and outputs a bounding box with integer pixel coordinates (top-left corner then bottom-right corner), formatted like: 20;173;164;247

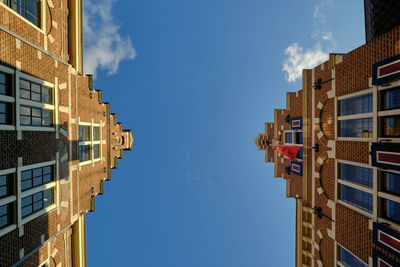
78;120;102;166
336;159;376;219
0;0;46;33
17;160;58;227
0;65;16;131
336;87;377;142
0;167;17;237
337;243;368;267
16;71;57;132
284;130;303;145
377;79;400;142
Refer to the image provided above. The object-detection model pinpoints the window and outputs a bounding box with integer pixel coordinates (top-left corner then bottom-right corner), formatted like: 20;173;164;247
0;71;13;127
339;93;373;116
338;245;368;267
337;162;373;214
1;0;41;27
285;132;292;144
379;171;400;226
338;92;373;139
79;124;101;164
284;130;303;145
19;162;56;224
0;169;16;234
19;77;54;128
379;85;400;138
21;188;53;218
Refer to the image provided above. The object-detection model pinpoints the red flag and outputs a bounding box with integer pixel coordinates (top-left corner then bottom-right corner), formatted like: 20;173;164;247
269;145;302;161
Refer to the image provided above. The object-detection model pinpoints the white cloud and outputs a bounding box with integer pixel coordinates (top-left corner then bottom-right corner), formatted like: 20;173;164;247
82;0;136;77
282;0;335;82
282;43;328;82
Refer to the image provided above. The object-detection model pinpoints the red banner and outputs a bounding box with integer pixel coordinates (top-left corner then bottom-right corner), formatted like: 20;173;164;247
270;145;302;161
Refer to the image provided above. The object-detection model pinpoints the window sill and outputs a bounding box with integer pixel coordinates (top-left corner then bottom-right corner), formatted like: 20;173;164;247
0;224;16;238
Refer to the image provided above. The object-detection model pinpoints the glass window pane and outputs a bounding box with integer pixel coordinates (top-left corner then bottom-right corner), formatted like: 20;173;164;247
382;116;400;137
339;246;368;267
79;145;90;162
43;166;51;175
21;180;32;191
20;115;31;125
339;118;373;138
339;184;373;213
285;132;292;143
19;89;30;99
42;86;52;104
20;106;30;116
33;192;42;202
0;102;6;114
93;144;100;159
93;126;100;141
31;108;41;117
79;126;90;142
382;172;400;196
295;132;303;144
0;205;7;217
0;84;6;95
33;201;42;211
339;163;373;188
0;73;6;84
43;189;53;207
32;168;42;177
339;93;372;116
31;83;40;93
0;175;6;186
21;206;32;218
43;174;51;184
32;117;41;126
21;170;32;180
33;176;42;187
20;79;30;90
0;187;7;198
31;92;41;102
21;196;32;207
382;87;400;110
0;215;7;228
0;114;5;124
382;198;400;224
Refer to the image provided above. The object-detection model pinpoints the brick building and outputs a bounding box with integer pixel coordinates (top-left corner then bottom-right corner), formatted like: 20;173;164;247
0;0;132;266
255;21;400;267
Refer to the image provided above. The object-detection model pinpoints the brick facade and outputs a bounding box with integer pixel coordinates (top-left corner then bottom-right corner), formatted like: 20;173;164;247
0;1;132;266
256;22;400;267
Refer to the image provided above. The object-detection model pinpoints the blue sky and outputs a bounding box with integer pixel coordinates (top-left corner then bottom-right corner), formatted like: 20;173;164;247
84;1;364;266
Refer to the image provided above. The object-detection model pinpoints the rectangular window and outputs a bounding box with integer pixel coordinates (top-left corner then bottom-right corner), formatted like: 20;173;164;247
381;116;400;137
93;126;100;141
0;174;13;199
0;71;11;96
285;132;292;144
382;172;400;196
21;188;53;219
0;101;12;125
19;79;52;104
339;184;373;213
295;131;303;144
338;245;368;267
382;198;400;224
78;145;90;162
1;0;41;27
20;105;52;126
0;203;13;230
339;93;373;116
382;86;400;111
20;165;53;191
339;118;373;138
339;163;373;188
79;125;90;142
78;123;102;163
296;148;303;160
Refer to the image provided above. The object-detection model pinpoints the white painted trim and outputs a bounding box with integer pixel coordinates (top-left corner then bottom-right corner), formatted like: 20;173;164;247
0;95;14;102
18;72;54;88
377;217;400;233
338;159;372;168
19;99;55;110
19;160;55;171
376;151;400;167
373;168;378;222
377;229;400;254
0;195;16;207
378;191;400;203
0;125;14;131
337;113;373;121
20;182;56;198
378;109;400;117
338;179;373;194
337;137;374;142
337;88;374;100
0;224;17;238
378;79;400;90
1;1;45;32
0;168;16;176
19;126;55;132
